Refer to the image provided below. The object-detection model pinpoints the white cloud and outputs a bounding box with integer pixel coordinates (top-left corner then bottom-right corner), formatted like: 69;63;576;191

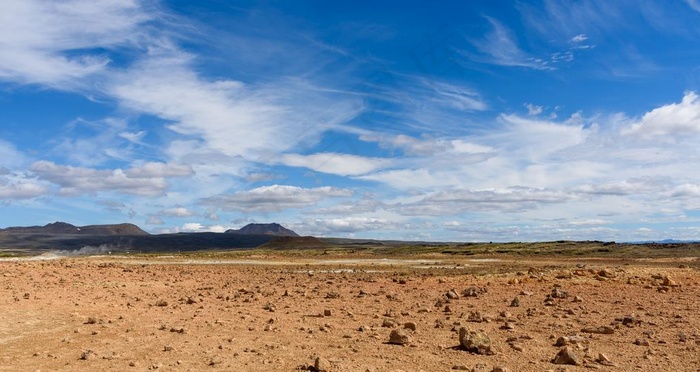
205;185;353;212
623;92;700;139
571;34;588;43
524;103;544;115
0;0;150;88
398;186;578;215
360;133;494;157
685;0;700;13
53;117;139;166
299;217;394;234
0;177;47;199
279;153;393;176
469;17;551;70
427;80;488;111
119;131;147;144
30;161;193;196
154;223;228;233
0;140;26;169
181;223;227;233
146;216;164;225
110;52;362;162
159;207;197;217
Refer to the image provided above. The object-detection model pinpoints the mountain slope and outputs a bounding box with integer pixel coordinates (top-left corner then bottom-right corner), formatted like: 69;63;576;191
0;222;149;235
225;223;299;237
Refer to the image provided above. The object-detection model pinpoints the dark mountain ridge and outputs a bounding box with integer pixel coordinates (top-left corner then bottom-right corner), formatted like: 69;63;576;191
225;223;299;237
0;221;149;236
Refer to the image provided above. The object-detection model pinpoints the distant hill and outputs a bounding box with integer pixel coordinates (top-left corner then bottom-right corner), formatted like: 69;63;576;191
0;221;149;236
226;223;299;237
259;236;329;249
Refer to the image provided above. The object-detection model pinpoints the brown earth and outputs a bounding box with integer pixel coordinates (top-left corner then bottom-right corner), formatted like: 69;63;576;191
0;253;699;372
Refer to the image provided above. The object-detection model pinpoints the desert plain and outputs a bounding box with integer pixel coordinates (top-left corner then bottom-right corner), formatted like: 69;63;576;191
1;248;699;372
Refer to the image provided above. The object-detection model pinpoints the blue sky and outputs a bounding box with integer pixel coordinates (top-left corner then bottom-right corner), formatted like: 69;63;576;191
2;0;700;241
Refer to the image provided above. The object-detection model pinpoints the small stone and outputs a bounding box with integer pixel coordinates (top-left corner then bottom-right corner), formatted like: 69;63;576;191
463;286;480;297
323;309;332;317
634;338;650;346
552;347;579;365
451;365;468;370
554;335;586;347
581;326;614;335
155;300;168;307
446;289;460;300
509;297;520;307
662;275;677;287
598;269;615;278
492;367;508;372
403;322;417;331
79;350;96;361
458;327;493;355
314;356;331;372
551;288;568;299
596;353;614;366
388;329;411;345
382;318;397;328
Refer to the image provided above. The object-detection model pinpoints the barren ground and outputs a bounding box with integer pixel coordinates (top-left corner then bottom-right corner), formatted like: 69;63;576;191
1;253;699;372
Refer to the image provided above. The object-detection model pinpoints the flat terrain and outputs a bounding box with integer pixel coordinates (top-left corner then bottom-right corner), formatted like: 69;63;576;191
1;251;699;371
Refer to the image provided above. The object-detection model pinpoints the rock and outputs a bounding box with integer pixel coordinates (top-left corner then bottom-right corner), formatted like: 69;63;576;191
662;275;677;287
403;322;417;331
551;288;568;299
509;297;520;307
458;327;493;355
155;300;168;307
314;356;331;372
325;292;340;299
596;353;614;366
581;326;614;334
382;318;398;328
462;286;480;297
598;269;615;278
323;309;332;317
388;329;411;345
79;349;96;361
492;367;508;372
446;289;460;299
634;338;650;346
451;365;468;370
552;347;579;365
554;335;587;347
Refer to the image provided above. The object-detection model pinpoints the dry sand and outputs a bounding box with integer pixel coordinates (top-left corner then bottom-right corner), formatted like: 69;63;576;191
1;254;699;371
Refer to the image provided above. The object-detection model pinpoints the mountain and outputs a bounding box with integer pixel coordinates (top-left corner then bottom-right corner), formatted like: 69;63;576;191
225;223;299;237
0;221;149;236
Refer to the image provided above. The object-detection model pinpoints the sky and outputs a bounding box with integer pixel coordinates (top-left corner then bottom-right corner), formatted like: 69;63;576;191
2;0;700;242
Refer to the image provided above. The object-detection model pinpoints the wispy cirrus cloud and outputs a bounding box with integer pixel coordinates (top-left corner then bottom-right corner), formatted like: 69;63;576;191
0;0;152;88
467;17;551;70
279;152;393;176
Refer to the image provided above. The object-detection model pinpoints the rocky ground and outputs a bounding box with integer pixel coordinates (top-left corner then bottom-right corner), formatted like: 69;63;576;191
0;254;698;371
